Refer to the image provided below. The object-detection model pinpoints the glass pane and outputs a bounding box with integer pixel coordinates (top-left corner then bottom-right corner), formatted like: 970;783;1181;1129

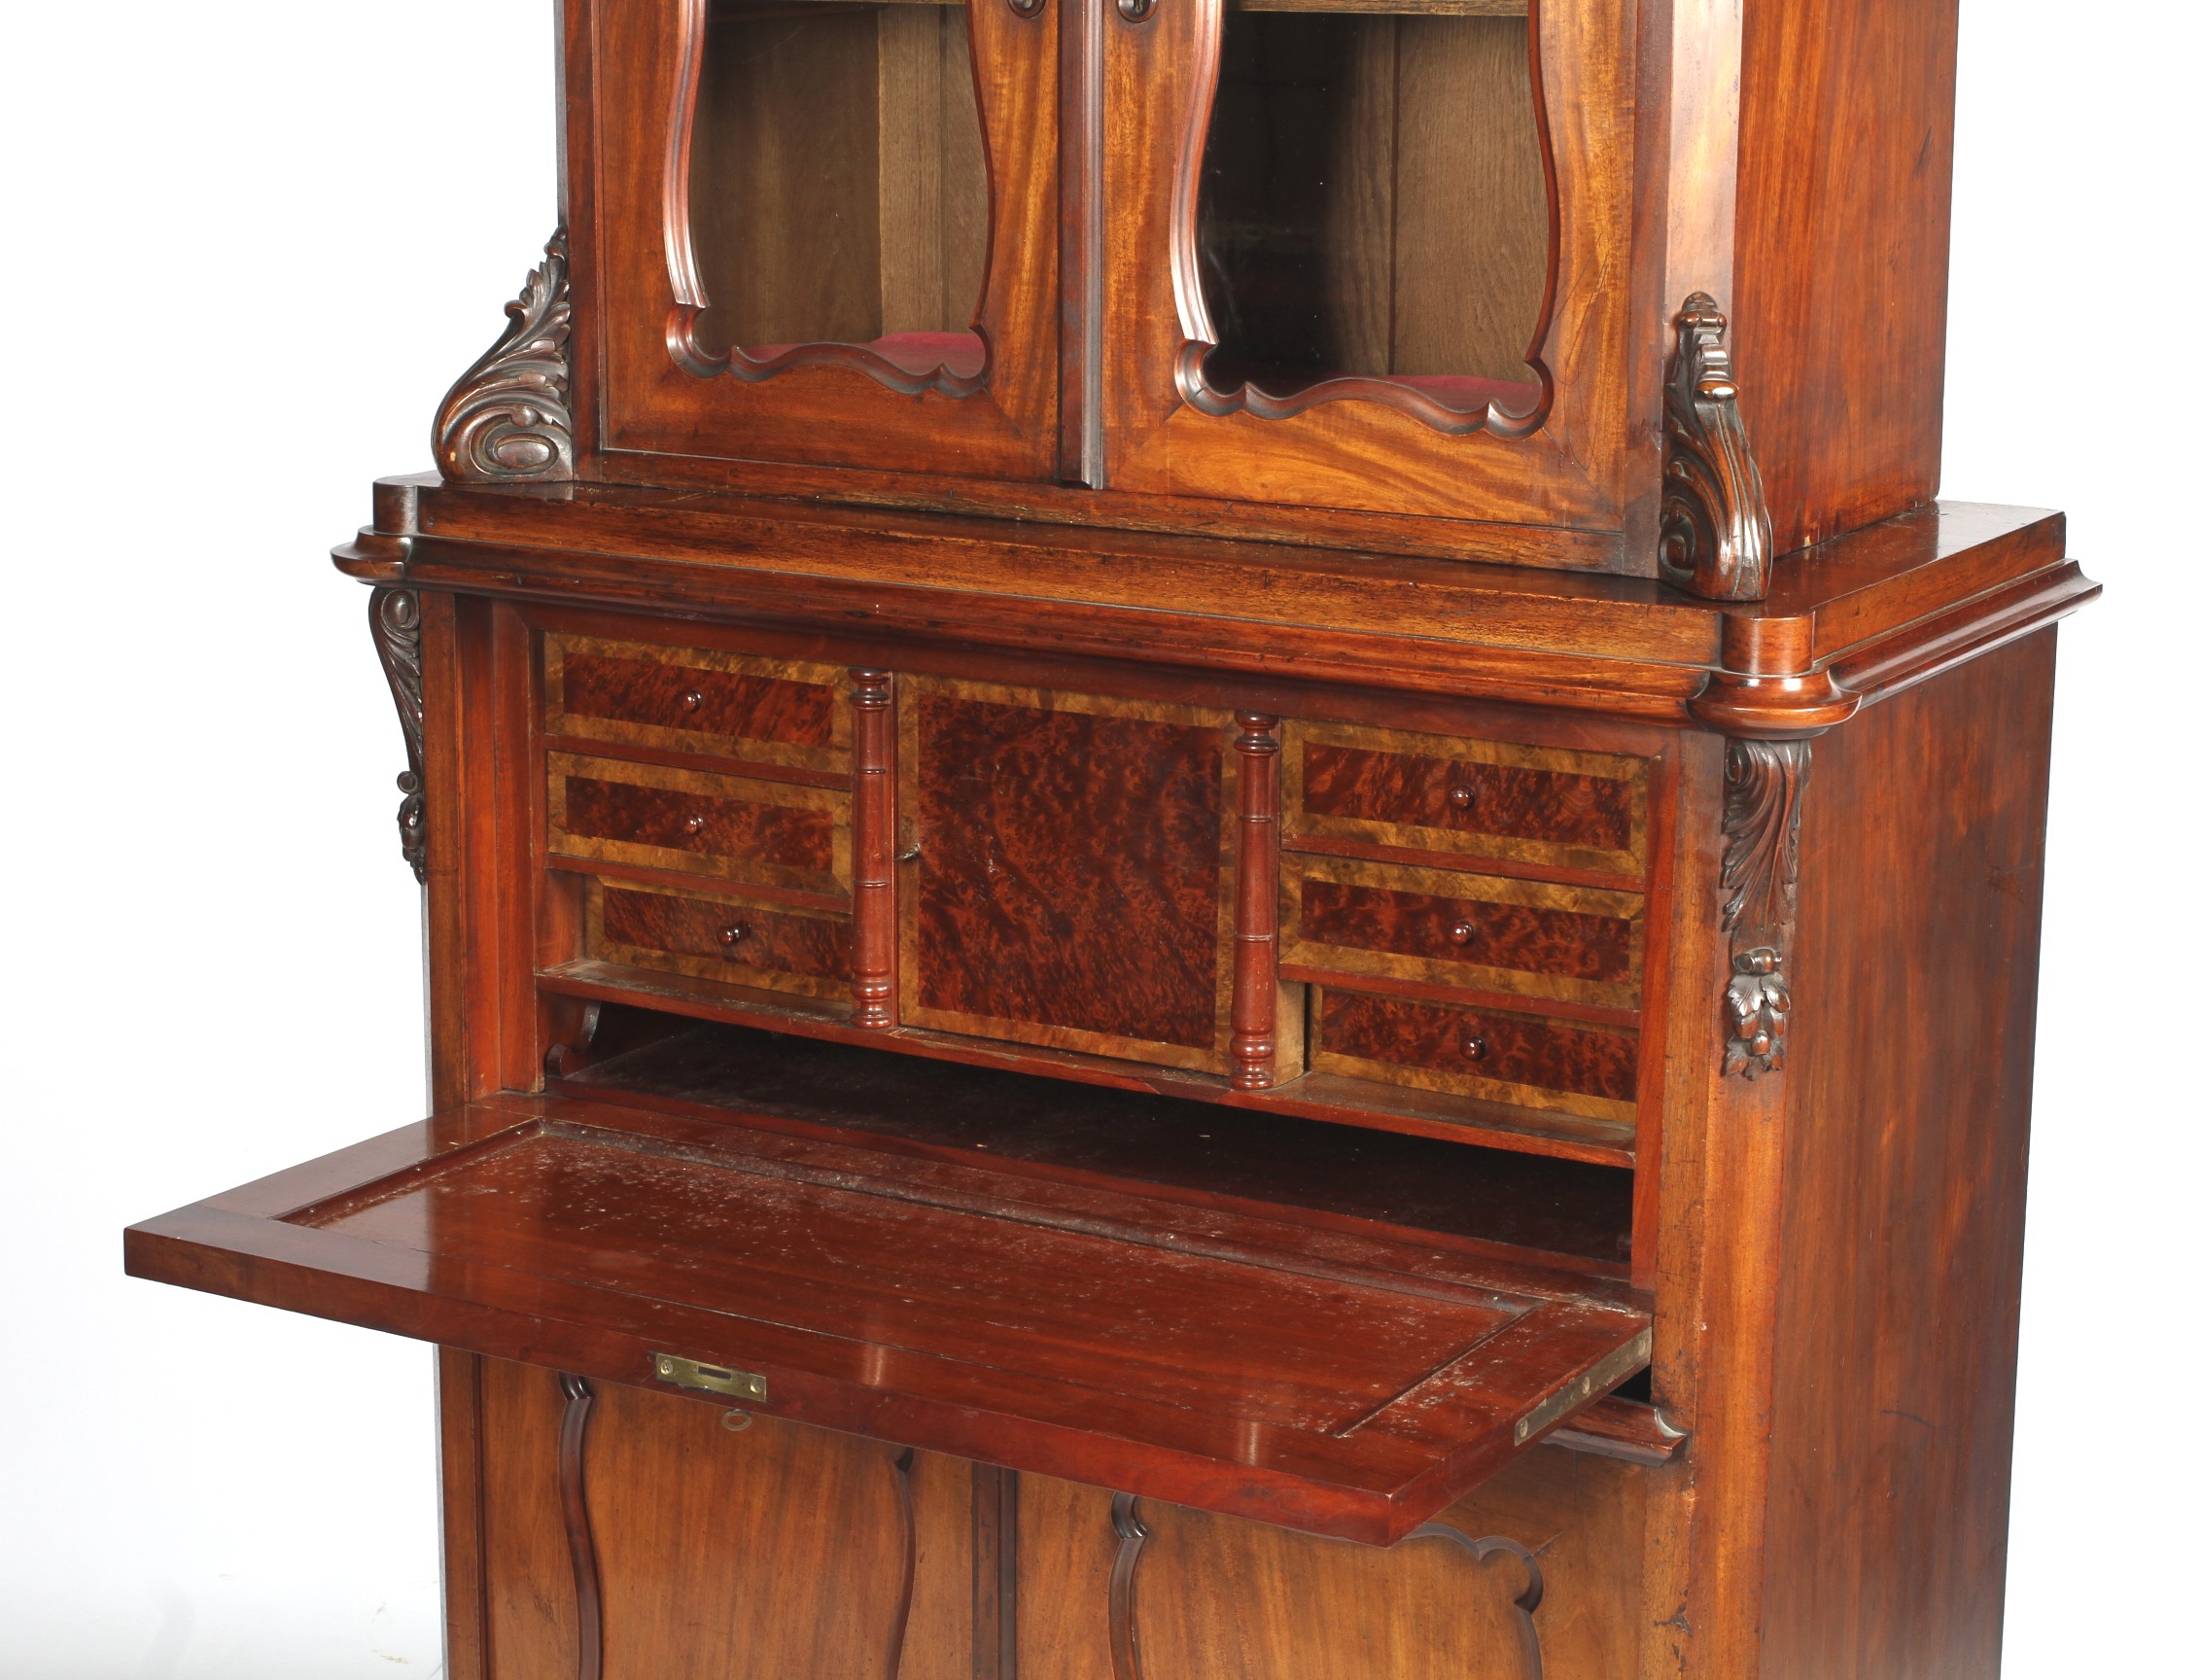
687;0;989;379
1194;2;1550;413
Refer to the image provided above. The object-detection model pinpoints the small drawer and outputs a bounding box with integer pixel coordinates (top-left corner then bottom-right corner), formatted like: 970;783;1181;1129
1311;986;1637;1126
585;879;851;1000
547;752;852;894
1282;856;1645;1008
1283;722;1648;877
544;635;851;774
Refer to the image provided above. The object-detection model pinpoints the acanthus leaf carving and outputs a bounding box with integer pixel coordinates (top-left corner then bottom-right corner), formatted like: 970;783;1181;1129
1719;738;1811;1078
433;228;575;483
1661;293;1773;602
367;586;427;884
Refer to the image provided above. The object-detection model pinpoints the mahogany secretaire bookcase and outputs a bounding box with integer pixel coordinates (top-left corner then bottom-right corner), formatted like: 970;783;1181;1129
126;0;2095;1674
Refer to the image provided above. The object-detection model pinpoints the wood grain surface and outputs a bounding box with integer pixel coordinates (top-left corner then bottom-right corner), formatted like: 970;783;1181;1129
1314;987;1637;1125
545;633;849;771
1285;721;1649;877
1283;853;1645;1008
547;752;852;893
1755;633;2054;1679
899;682;1234;1069
587;877;853;999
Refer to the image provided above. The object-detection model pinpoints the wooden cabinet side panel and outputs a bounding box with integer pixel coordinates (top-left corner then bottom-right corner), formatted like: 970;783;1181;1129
1733;0;1960;553
1756;632;2055;1680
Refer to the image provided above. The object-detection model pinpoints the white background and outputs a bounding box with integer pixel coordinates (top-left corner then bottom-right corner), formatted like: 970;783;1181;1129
1;2;2192;1673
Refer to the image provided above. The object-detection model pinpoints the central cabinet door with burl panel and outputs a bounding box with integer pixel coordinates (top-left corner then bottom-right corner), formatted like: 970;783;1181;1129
895;679;1250;1071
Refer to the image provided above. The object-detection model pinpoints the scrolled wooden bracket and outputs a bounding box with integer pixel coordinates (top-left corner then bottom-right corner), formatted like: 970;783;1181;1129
433;228;575;483
1719;738;1811;1078
367;586;427;884
1661;293;1773;603
557;1374;604;1680
1108;1494;1151;1680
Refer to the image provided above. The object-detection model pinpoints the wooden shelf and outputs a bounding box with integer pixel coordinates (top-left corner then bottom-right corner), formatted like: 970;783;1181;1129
552;1012;1636;1274
539;959;1639;1168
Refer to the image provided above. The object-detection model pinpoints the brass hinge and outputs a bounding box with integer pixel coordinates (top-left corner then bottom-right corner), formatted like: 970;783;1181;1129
1514;1328;1654;1446
652;1352;768;1402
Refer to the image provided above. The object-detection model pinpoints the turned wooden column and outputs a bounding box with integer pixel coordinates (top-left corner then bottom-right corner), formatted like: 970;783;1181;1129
852;669;897;1029
1230;712;1281;1090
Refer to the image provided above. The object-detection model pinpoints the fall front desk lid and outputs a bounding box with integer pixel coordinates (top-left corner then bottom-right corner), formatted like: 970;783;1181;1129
125;1090;1650;1544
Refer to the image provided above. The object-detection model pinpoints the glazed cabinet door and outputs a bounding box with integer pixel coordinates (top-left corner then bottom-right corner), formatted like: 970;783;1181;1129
582;0;1059;480
1095;0;1652;552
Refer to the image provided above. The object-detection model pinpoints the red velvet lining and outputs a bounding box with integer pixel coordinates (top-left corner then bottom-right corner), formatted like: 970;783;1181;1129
1380;371;1545;412
739;330;986;380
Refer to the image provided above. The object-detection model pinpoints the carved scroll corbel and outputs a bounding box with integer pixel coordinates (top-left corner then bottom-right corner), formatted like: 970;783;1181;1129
368;587;427;883
1719;738;1810;1077
1661;293;1773;602
433;228;575;482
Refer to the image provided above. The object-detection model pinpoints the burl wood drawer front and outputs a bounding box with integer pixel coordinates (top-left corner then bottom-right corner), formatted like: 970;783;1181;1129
546;752;852;893
1281;856;1646;1009
1283;722;1649;877
584;877;852;1000
544;634;851;774
899;679;1235;1071
1312;987;1637;1126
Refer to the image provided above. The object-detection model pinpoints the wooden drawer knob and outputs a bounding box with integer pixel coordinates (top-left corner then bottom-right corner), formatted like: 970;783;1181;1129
1462;1034;1488;1061
1448;918;1479;947
1448;781;1480;813
681;688;706;713
683;813;709;836
717;924;748;948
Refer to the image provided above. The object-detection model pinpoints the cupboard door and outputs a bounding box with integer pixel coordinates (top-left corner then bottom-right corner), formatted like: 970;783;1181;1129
1097;0;1648;551
587;0;1058;481
897;679;1236;1070
476;1360;981;1680
1015;1452;1645;1680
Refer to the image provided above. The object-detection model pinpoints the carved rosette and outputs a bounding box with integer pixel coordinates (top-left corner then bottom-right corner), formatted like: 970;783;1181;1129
433;229;575;482
368;587;427;883
1719;739;1811;1078
1661;293;1773;602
